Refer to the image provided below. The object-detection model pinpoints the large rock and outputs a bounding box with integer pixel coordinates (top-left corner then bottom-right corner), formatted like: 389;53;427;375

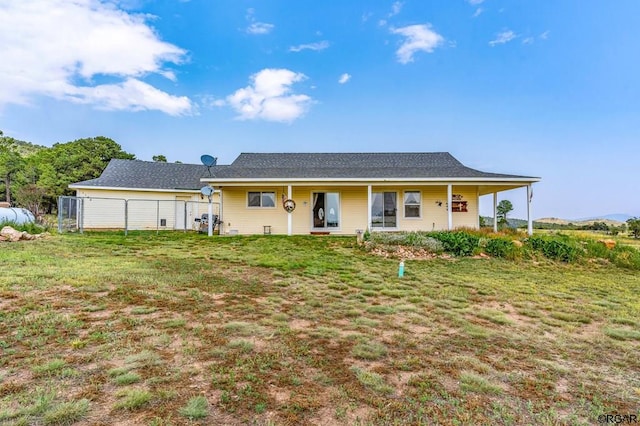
0;226;47;242
598;239;616;249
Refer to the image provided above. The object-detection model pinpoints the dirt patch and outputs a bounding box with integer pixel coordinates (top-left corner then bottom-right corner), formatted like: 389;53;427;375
388;371;414;396
575;321;602;339
269;387;290;404
309;404;375;425
290;319;312;330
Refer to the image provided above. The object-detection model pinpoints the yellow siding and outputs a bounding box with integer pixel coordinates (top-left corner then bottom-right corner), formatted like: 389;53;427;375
290;187;368;235
221;185;480;235
221;188;287;235
451;186;479;229
75;189;216;230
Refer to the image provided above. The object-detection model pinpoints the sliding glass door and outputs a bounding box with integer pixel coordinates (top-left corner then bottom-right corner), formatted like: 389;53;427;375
371;192;397;228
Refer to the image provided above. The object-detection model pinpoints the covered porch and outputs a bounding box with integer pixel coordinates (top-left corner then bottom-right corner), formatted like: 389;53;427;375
210;180;536;236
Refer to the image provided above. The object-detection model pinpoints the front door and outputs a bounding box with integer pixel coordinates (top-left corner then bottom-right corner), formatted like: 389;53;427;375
312;192;340;229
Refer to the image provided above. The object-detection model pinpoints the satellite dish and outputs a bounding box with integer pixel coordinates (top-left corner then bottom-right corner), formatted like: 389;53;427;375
200;186;213;197
201;154;217;176
201;155;217;167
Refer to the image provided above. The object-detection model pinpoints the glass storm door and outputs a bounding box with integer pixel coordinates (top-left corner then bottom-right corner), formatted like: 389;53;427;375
312;192;339;229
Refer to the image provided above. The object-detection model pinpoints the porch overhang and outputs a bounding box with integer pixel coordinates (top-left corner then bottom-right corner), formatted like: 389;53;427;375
201;177;540;188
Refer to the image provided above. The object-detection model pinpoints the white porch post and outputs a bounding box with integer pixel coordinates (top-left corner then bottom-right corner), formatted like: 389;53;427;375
367;185;372;230
447;184;453;230
207;197;213;237
287;185;292;236
493;192;498;232
527;184;533;236
477;192;480;229
219;188;224;235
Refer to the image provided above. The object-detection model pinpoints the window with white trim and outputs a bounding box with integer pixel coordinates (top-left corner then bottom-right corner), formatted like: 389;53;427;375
404;191;421;218
247;191;276;208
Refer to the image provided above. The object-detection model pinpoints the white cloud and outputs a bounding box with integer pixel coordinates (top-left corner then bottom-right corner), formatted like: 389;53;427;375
489;30;517;46
289;41;330;52
389;1;403;17
244;8;274;35
540;30;550;40
0;0;192;115
225;69;312;123
390;24;444;64
362;12;373;22
472;7;484;18
338;73;351;84
467;0;484;4
522;37;534;45
65;79;192;115
246;22;274;35
199;95;226;108
378;19;388;27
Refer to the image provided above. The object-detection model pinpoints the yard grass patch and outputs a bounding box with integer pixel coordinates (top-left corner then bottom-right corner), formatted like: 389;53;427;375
0;232;638;425
179;395;209;420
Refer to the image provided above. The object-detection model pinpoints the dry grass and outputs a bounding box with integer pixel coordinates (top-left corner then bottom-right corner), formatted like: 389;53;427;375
0;232;638;425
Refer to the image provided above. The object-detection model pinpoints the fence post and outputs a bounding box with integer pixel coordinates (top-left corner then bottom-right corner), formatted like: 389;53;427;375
157;200;160;235
79;198;84;234
57;197;63;233
68;198;73;231
124;200;128;236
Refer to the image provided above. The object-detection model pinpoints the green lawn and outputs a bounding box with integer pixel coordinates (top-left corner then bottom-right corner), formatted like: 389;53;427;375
0;232;639;425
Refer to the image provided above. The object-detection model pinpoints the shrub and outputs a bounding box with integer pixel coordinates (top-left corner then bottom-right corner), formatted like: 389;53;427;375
485;238;519;259
428;231;480;256
583;239;611;259
526;235;581;262
610;245;640;270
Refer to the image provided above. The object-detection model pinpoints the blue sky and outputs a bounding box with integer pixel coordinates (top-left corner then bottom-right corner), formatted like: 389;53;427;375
1;0;638;220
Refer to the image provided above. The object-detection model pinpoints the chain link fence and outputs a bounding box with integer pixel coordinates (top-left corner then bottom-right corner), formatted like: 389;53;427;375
58;196;220;235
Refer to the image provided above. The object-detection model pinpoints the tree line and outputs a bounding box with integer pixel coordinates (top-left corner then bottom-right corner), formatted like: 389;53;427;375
0;130;134;215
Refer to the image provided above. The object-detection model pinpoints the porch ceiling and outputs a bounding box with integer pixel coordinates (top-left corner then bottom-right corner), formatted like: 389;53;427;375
478;184;531;196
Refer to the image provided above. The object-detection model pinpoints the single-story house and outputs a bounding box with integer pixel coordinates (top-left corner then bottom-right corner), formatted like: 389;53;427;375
202;152;539;235
69;160;217;230
70;152;540;235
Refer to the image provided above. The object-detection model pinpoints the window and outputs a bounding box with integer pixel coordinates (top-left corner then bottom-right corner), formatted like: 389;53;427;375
248;191;275;208
404;191;421;218
371;192;397;228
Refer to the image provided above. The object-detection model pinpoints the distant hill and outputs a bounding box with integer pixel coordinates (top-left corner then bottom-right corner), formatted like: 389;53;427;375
481;216;629;230
536;217;626;226
482;217;532;228
575;214;634;223
1;137;46;157
14;140;46;157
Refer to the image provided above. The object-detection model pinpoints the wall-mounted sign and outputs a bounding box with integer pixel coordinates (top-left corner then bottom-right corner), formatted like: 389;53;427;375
283;199;296;213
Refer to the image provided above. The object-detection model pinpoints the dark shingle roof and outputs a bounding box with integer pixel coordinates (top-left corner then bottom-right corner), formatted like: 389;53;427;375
208;153;537;180
70;159;208;190
71;153;539;190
